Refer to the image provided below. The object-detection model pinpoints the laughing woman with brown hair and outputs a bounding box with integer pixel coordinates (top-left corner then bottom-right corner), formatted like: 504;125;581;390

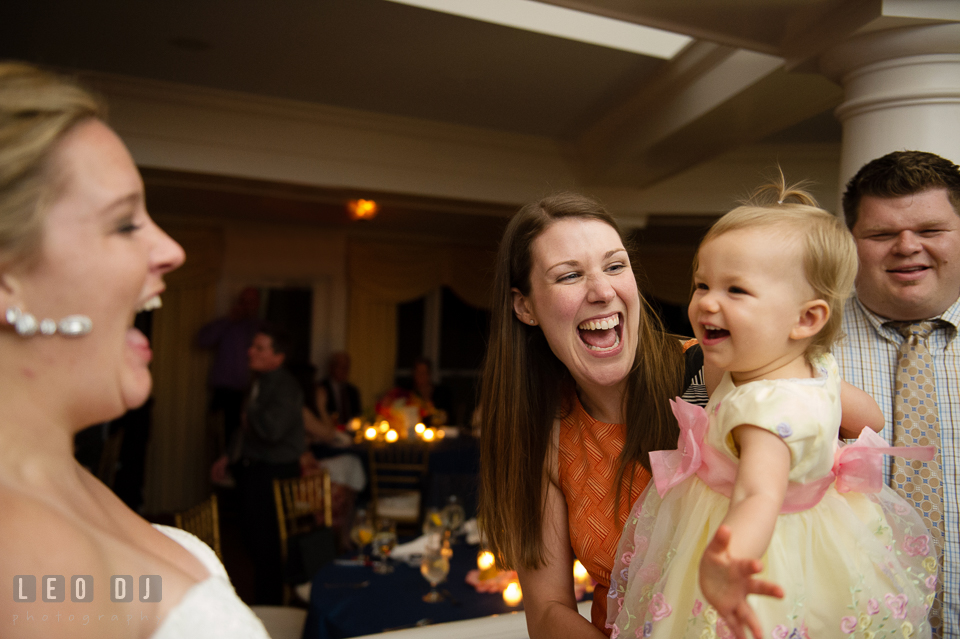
477;193;711;638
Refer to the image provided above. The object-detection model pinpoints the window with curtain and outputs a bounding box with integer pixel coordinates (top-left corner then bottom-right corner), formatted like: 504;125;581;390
395;287;489;427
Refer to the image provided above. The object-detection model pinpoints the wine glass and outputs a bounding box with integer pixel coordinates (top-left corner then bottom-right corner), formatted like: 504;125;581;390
372;519;398;574
441;495;465;538
350;509;374;563
422;507;443;536
420;543;449;603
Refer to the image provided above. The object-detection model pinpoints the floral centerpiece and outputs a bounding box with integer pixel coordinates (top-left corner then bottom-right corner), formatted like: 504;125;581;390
375;387;445;436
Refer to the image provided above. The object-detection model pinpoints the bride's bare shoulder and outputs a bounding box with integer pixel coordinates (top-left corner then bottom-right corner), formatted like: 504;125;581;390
0;486;198;638
0;490;119;637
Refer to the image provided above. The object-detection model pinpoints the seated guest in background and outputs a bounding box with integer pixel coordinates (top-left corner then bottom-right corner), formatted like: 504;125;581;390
834;150;960;637
214;324;305;605
197;286;261;452
294;360;359;453
0;62;269;636
410;357;453;425
291;361;339;446
320;351;361;425
377;357;454;426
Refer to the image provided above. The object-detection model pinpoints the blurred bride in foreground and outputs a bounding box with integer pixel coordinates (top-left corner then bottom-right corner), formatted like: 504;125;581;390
0;62;270;638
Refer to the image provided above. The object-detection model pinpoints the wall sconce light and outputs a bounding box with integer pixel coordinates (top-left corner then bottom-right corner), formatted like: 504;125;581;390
348;199;379;220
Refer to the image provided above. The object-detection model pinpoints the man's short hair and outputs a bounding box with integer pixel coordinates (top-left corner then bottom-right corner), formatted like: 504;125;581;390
258;323;293;357
842;150;960;229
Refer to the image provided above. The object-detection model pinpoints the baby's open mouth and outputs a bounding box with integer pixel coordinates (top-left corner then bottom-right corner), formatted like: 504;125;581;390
703;324;729;340
578;314;622;351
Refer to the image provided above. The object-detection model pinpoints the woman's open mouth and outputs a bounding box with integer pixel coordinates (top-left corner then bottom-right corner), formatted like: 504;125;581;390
577;313;622;352
138;295;162;313
128;294;164;363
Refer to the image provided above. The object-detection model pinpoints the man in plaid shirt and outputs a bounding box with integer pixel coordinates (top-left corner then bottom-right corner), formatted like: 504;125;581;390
835;151;960;638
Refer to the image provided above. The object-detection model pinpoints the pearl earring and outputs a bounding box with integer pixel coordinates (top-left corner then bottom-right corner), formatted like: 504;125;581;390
5;307;92;337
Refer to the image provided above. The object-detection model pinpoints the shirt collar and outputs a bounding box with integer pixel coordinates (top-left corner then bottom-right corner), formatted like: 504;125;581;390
854;294;960;343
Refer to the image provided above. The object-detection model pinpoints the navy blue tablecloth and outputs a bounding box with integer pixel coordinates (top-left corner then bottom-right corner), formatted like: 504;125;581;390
302;542;518;639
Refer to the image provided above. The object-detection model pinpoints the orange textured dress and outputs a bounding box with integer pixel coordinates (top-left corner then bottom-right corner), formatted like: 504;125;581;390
558;396;650;636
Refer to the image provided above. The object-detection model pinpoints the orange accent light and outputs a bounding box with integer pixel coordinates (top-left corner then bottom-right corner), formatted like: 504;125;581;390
348;199;379;220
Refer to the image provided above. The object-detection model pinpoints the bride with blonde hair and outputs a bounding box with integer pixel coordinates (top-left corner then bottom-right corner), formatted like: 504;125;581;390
0;62;269;638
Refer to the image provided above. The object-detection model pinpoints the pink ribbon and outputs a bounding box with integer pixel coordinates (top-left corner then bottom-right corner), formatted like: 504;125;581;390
650;398;708;498
832;428;934;494
649;398;936;512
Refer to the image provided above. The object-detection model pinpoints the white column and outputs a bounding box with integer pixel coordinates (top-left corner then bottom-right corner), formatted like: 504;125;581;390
820;23;960;200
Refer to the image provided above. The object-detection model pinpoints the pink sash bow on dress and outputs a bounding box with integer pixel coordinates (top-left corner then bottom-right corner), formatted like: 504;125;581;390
649;398;936;513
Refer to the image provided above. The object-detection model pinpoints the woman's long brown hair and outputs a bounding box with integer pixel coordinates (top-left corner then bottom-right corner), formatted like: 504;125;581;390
477;193;685;571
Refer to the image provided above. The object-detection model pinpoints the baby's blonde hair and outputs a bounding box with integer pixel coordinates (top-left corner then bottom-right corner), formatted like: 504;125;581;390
696;177;857;358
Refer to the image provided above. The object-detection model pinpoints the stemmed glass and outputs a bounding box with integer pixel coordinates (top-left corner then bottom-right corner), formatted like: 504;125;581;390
372;519;398;574
422;507;443;536
441;495;465;539
419;541;449;603
350;509;374;563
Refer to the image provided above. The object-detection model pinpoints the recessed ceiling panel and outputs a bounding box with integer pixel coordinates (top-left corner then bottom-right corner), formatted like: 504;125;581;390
1;0;667;138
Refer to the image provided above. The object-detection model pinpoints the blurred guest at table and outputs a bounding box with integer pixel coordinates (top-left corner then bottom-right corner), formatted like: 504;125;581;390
410;357;452;425
293;360;361;455
0;62;269;637
197;286;261;452
319;350;361;425
213;324;305;605
291;361;338;446
477;193;710;638
376;357;451;427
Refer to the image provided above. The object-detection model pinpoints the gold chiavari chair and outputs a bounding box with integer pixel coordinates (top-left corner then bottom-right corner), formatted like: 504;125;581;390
173;493;222;560
273;471;334;605
368;443;429;534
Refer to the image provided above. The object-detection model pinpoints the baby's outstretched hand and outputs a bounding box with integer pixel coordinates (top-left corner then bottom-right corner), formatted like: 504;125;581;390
699;525;784;639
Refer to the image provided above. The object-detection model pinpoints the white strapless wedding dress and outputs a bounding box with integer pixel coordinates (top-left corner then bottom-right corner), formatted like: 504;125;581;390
151;525;270;639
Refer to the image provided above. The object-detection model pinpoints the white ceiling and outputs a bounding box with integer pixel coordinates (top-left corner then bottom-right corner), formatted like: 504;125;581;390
2;0;955;226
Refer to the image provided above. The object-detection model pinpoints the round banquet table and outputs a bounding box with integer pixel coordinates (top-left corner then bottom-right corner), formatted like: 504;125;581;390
302;541;525;639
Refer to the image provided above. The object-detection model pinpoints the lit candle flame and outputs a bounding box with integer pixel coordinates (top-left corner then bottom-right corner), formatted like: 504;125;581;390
385;429;399;443
477;551;495;571
502;581;522;606
422;428;436;442
364;426;378;441
378;420;390;433
414;422;426;435
573;559;588;581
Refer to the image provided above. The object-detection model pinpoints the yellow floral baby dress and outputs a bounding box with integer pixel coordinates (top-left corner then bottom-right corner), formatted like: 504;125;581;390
607;355;936;639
